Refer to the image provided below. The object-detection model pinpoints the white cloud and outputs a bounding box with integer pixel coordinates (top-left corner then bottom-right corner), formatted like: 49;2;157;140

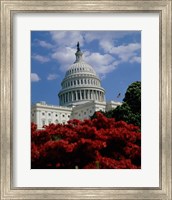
84;31;134;43
99;39;114;52
50;31;84;48
51;47;76;71
101;43;141;63
129;56;141;63
37;40;53;49
47;74;59;80
48;31;141;78
84;52;118;79
84;52;114;66
32;54;50;63
51;46;118;78
110;43;141;55
31;73;41;82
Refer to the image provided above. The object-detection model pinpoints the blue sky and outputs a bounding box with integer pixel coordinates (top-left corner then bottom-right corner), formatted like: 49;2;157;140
31;31;141;105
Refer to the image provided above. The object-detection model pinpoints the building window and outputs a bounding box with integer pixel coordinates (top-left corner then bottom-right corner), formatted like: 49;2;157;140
81;91;84;99
32;113;34;116
55;119;58;124
48;113;51;116
78;92;80;100
42;113;45;115
55;114;58;117
84;112;86;115
63;115;65;117
90;110;92;113
68;115;70;118
42;120;45;127
48;120;51;124
74;92;76;100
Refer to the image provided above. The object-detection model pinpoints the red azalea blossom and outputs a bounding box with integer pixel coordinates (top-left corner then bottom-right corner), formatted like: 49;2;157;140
31;112;141;169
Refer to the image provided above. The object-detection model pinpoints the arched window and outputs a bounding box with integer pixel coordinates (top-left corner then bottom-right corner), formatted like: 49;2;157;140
42;120;46;127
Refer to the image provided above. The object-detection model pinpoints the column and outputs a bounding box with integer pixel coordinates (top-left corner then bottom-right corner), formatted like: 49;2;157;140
66;93;68;102
75;91;78;101
71;91;74;101
84;90;86;99
68;92;70;102
63;94;65;103
101;92;103;101
65;93;67;102
80;90;82;100
102;92;104;101
93;90;96;100
64;93;66;103
96;91;98;101
90;90;92;99
97;91;99;101
99;91;101;101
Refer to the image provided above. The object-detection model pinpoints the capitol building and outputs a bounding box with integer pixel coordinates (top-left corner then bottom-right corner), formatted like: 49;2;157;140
31;43;121;129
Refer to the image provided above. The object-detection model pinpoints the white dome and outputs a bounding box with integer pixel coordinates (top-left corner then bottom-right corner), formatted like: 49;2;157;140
65;61;96;77
58;43;105;107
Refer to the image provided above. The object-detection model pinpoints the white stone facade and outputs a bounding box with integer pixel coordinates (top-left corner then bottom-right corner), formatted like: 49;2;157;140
31;101;72;129
31;43;121;129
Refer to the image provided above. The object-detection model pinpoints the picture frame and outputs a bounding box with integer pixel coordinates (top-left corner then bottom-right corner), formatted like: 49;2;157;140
0;0;171;199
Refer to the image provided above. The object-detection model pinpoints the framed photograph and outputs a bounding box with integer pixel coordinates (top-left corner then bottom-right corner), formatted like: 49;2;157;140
0;0;171;199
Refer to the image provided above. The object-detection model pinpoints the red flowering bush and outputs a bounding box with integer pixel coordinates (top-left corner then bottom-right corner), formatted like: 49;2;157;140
31;112;141;169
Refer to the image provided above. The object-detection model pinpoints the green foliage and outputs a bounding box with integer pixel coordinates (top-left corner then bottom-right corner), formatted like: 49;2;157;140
112;103;141;128
91;81;141;128
123;81;141;113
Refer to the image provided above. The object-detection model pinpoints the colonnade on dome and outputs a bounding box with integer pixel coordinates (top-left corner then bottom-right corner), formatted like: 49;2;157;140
59;89;105;106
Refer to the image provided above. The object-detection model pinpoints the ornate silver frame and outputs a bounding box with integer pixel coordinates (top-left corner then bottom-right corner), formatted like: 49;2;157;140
0;0;171;199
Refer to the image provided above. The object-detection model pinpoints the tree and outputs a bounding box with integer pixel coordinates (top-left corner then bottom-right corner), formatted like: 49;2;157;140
123;81;141;113
91;81;141;128
112;81;141;127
